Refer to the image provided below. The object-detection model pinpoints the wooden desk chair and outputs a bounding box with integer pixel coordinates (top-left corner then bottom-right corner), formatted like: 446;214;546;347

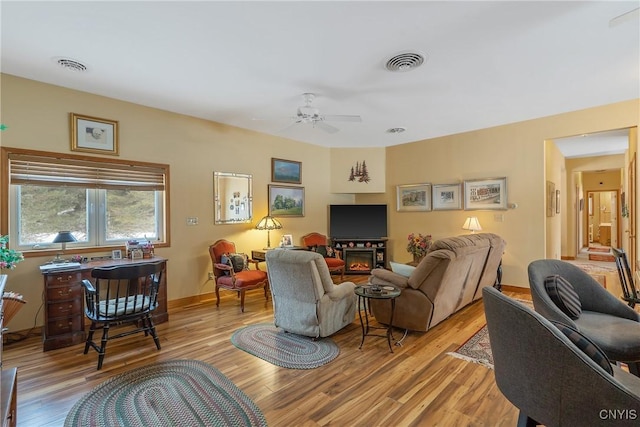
81;261;164;370
209;239;269;312
301;232;345;281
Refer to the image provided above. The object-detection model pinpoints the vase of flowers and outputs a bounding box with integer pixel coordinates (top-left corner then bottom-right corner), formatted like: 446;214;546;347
407;233;432;264
0;235;24;271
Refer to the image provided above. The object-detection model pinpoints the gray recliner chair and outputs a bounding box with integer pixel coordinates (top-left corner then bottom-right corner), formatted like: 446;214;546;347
265;249;357;338
528;259;640;376
484;286;640;427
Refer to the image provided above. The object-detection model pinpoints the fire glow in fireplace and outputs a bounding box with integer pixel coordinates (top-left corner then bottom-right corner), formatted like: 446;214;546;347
343;249;375;273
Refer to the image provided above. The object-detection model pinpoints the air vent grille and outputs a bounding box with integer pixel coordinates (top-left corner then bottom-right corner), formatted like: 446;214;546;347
385;52;425;72
386;127;406;134
56;58;87;72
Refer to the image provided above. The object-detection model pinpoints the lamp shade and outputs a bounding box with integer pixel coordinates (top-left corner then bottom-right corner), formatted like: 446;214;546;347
255;216;283;231
52;231;77;244
462;217;482;233
256;215;282;249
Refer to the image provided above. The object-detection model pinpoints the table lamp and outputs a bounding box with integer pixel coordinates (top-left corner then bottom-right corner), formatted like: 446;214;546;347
462;217;482;234
52;231;77;262
255;215;282;249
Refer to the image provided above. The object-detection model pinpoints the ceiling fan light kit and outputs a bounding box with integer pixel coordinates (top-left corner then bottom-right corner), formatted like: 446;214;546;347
287;92;362;133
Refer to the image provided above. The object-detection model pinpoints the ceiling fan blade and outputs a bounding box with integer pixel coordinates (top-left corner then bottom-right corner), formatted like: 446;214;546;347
315;121;340;134
323;114;362;122
609;7;639;27
278;120;301;133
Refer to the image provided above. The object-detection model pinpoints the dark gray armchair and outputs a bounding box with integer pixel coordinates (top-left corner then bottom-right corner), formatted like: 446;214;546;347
483;286;640;427
528;259;640;375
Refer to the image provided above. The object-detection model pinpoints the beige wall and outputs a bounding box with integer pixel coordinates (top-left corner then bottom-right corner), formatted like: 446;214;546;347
1;73;639;332
0;74;351;331
358;100;639;288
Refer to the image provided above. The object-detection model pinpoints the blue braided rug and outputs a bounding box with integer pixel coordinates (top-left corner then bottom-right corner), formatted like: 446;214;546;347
64;359;267;427
231;323;339;369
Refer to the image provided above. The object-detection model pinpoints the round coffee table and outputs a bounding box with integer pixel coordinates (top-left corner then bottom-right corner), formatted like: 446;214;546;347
354;284;401;353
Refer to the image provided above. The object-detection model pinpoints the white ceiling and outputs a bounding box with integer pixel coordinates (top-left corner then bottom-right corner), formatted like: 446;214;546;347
1;1;638;153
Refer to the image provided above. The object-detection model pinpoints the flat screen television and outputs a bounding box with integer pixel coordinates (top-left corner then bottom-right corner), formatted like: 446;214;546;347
329;204;388;239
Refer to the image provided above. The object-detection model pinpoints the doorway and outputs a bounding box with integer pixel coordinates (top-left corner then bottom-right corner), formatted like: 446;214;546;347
586;190;619;248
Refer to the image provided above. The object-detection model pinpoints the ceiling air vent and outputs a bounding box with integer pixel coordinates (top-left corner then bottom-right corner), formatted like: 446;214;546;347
55;57;88;72
385;51;425;72
386;127;406;134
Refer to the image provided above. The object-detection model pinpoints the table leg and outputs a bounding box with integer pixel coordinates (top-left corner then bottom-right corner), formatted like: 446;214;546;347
358;295;366;349
386;298;395;353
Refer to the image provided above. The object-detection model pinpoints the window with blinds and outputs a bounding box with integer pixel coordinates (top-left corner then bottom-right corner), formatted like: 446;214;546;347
2;148;170;252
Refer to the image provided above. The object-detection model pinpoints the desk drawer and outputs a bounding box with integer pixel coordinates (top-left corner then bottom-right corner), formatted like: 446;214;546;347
46;271;84;286
46;284;83;302
48;299;83;318
47;315;84;336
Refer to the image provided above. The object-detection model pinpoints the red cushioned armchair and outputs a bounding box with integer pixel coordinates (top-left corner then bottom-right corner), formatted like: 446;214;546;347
301;232;345;281
209;239;269;312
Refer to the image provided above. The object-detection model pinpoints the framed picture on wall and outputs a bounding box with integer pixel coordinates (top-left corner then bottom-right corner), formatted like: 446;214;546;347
268;185;304;217
556;190;561;214
70;113;119;155
396;183;432;212
463;177;508;210
271;158;302;184
432;183;462;210
546;181;556;217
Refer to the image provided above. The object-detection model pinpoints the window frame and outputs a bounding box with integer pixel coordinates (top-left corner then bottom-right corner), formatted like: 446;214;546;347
1;147;171;257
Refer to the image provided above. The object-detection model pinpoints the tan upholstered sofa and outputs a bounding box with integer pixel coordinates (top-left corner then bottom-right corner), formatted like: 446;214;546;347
369;233;506;332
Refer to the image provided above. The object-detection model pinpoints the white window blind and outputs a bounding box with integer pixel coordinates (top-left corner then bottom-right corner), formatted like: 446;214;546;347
9;153;166;191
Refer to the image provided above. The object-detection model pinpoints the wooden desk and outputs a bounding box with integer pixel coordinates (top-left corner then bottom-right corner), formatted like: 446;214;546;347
40;257;168;351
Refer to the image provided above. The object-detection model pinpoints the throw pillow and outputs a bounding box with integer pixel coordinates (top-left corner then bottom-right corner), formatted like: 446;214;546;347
544;275;582;320
389;261;416;278
219;254;232;275
551;321;613;375
228;253;248;272
313;245;335;258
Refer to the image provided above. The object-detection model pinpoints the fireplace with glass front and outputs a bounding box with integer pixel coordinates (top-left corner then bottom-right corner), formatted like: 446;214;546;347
332;238;387;274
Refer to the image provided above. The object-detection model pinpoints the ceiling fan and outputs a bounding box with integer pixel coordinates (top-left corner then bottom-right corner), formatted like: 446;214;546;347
287;93;362;134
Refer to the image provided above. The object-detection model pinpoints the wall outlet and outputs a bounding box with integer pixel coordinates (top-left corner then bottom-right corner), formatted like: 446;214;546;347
187;217;199;226
208;271;214;280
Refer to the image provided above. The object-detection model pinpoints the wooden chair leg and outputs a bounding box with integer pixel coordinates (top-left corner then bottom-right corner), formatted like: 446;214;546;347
147;315;161;350
240;290;246;312
215;284;221;307
97;323;110;370
84;322;97;354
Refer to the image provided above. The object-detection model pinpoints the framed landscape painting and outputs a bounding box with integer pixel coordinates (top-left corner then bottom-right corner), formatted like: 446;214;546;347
396;183;431;212
463;177;507;210
268;185;304;217
271;158;302;184
432;183;462;210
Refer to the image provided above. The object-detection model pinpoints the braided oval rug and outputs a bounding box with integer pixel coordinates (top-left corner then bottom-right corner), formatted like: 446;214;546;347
64;359;267;427
231;323;339;369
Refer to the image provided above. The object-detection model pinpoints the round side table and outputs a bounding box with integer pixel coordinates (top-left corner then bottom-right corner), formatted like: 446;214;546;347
354;284;401;353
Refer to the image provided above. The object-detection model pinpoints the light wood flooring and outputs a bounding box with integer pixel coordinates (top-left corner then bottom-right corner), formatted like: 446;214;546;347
4;276;528;426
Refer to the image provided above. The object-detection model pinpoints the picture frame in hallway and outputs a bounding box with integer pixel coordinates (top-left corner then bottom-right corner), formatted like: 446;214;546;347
464;177;508;210
556;190;561;214
70;113;119;155
546;181;556;217
396;183;431;212
432;183;462;210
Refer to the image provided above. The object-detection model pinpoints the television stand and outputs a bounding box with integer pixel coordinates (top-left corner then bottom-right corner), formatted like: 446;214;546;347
331;238;387;274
